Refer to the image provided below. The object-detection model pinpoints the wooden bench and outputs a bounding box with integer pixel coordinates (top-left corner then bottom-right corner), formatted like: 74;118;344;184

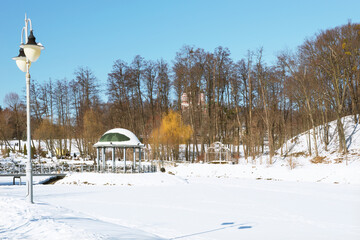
13;176;21;185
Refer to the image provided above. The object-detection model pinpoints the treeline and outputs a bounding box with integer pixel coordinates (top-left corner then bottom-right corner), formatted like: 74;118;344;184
0;22;359;162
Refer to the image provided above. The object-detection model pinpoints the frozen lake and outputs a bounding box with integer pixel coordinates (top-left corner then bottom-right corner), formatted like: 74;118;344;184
1;173;360;239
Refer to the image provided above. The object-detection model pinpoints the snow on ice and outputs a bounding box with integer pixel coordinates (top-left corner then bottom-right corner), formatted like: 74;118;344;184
1;174;359;240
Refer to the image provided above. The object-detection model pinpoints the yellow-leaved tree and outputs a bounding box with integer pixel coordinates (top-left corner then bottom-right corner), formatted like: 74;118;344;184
150;110;192;162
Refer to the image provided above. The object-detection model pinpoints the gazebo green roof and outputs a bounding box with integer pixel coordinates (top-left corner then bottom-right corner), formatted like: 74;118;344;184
94;128;144;148
99;133;130;142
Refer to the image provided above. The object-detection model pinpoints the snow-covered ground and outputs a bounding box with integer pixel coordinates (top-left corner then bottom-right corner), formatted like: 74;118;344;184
1;115;360;239
167;161;360;184
1;173;360;240
272;115;360;165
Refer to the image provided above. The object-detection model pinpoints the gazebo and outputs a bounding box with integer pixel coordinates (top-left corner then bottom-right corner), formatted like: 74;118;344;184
205;142;231;164
93;128;145;173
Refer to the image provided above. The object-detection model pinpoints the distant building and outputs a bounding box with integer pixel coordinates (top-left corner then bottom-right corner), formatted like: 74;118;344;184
181;93;189;110
181;92;205;111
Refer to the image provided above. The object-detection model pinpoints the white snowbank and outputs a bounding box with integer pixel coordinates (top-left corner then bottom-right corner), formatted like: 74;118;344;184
167;161;360;184
56;172;187;186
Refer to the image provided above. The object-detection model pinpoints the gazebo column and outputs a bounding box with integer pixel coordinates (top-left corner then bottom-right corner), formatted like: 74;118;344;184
139;148;142;173
133;147;136;173
96;148;100;172
102;147;106;172
112;147;115;173
123;148;126;173
220;148;222;164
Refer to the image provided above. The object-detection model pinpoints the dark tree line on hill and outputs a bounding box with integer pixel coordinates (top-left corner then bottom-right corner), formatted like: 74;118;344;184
1;22;359;162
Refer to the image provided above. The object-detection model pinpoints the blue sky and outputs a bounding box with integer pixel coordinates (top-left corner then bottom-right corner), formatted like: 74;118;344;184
0;0;359;108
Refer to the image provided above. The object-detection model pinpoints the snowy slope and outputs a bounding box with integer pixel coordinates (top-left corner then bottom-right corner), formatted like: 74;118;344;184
274;115;360;164
167;115;360;184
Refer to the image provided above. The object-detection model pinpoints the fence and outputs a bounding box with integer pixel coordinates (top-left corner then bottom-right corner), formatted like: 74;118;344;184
0;161;157;175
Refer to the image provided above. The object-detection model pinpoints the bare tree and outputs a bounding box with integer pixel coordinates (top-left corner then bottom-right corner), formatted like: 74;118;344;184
4;93;25;151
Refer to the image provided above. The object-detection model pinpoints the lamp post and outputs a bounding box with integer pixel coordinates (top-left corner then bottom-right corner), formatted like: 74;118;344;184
12;14;44;203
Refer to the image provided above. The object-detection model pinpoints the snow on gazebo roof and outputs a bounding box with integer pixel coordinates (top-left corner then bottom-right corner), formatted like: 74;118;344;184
93;128;144;148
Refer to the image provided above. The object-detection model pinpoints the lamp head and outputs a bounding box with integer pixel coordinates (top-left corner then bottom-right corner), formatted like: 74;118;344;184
21;30;44;62
12;48;30;72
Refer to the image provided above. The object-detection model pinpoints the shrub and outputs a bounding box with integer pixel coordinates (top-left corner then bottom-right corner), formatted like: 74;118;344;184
310;156;327;164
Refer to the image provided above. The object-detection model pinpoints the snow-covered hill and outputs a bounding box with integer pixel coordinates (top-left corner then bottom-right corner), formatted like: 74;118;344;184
168;115;360;184
274;115;360;165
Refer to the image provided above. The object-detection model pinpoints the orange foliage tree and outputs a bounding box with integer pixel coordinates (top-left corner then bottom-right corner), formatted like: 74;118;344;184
150;110;192;161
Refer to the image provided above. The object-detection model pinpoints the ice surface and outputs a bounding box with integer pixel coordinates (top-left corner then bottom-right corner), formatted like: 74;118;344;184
1;174;360;240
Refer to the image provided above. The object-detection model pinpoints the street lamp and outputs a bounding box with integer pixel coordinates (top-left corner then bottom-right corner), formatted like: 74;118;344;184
12;14;44;203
